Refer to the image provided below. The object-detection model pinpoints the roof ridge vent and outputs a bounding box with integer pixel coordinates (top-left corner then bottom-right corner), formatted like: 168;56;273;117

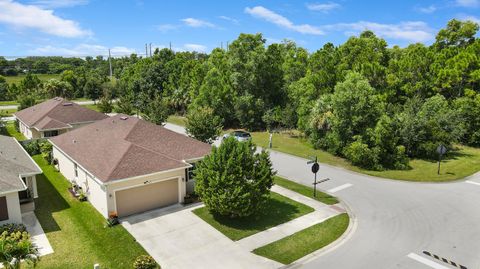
120;116;128;120
63;102;73;106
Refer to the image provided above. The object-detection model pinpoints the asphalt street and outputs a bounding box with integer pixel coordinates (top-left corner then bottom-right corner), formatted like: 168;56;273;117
164;123;480;269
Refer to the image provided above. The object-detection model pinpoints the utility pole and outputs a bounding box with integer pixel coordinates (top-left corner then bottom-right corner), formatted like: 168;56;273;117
108;49;113;78
149;43;152;57
169;42;172;51
221;42;223;50
226;41;229;52
145;44;148;58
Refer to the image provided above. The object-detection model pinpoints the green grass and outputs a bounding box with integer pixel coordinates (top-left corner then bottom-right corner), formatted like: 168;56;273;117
252;131;480;182
0;108;17;116
275;176;338;205
253;213;349;264
0;100;18;106
32;155;152;269
193;192;314;241
167;115;187;126
3;74;60;85
4;121;26;141
81;103;101;112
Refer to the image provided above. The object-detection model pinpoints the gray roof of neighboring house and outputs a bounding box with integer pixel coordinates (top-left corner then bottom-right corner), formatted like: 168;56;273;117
14;97;109;131
0;135;42;194
50;114;212;183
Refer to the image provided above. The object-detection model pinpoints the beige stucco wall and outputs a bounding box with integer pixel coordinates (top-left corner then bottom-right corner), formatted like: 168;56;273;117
0;192;23;225
52;145;187;218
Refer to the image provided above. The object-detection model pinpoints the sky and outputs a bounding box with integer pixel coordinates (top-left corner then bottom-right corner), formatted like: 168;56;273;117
0;0;479;58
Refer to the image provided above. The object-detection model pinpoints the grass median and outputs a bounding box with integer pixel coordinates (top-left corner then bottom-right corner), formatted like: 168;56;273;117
193;192;313;241
274;176;338;205
253;213;349;264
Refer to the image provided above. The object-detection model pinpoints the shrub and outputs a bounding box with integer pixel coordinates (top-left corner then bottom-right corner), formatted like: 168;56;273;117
0;224;26;234
133;255;157;269
39;141;53;163
343;139;381;170
24;140;40;156
194;137;275;218
0;230;38;269
98;96;113;113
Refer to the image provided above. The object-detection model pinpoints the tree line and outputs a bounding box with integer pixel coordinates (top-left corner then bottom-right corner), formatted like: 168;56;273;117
0;19;479;171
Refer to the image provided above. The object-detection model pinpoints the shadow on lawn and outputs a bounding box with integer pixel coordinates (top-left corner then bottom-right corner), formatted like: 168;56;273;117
34;173;70;233
210;195;303;231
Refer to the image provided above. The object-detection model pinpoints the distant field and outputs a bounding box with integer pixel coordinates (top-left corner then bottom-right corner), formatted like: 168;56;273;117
4;74;60;85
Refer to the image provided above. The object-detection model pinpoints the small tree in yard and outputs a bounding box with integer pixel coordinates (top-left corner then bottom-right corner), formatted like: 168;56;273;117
194;137;276;218
186;106;223;144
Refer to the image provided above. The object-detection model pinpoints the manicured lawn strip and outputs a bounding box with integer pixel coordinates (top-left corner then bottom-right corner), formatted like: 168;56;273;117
275;176;338;205
252;131;480;182
0;101;18;106
253;213;349;264
167;115;187;126
1;108;17;116
33;156;151;269
193;192;314;241
5;121;26;141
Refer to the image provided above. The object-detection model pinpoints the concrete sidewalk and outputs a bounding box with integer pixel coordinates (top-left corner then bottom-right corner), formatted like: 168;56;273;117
22;212;54;256
236;186;344;250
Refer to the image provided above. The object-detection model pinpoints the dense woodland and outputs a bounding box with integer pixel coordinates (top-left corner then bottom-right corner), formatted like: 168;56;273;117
1;19;479;171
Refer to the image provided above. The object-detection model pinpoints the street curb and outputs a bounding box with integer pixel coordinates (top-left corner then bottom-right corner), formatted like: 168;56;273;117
279;196;358;268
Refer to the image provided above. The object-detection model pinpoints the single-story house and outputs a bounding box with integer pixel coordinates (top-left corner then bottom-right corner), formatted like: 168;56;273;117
49;114;211;218
14;97;109;139
0;135;42;225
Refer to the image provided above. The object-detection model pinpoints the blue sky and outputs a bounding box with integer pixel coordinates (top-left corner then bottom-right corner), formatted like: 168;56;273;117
0;0;479;57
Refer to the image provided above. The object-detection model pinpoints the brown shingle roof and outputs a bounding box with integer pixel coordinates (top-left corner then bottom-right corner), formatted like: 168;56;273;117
50;114;211;182
14;98;108;131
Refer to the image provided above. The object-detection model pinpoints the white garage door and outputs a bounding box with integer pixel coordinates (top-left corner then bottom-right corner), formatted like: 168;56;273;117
116;178;179;217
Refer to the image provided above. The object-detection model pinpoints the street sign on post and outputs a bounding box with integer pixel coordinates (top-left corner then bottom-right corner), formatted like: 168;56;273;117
436;144;447;175
308;156;319;197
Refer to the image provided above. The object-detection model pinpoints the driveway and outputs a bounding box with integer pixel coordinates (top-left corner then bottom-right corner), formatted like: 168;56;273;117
121;204;280;269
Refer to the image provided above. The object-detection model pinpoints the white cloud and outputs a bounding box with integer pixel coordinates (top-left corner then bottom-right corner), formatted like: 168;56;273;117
181;18;215;28
306;2;341;12
30;44;136;56
156;24;178;32
416;5;437;13
456;0;479;7
183;43;207;52
29;0;88;8
0;0;91;37
458;15;480;23
325;21;434;43
219;15;239;24
245;6;324;35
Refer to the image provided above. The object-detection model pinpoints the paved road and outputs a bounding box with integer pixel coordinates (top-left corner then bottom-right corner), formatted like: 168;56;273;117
164;123;480;269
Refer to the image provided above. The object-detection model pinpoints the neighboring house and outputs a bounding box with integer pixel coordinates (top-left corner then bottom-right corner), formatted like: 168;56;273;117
0;135;42;225
50;114;211;218
14;97;109;139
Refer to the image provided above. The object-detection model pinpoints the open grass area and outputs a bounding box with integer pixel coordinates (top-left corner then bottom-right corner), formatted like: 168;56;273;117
167;115;187;126
253;213;349;264
252;131;480;182
0;100;18;106
275;176;338;205
193;192;314;241
81;103;101;112
4;121;26;141
3;74;60;85
32;155;152;269
0;108;17;116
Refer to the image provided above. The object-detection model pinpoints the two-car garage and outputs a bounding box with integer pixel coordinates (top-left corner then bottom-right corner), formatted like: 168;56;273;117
115;178;180;218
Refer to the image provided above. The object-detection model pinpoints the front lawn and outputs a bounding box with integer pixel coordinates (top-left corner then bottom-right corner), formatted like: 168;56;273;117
0;108;17;116
0;101;18;106
193;192;314;241
253;213;349;264
33;155;152;269
4;121;26;141
275;176;338;205
252;131;480;182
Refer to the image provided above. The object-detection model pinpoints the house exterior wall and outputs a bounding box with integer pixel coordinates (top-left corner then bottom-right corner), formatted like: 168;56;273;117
0;192;22;225
106;169;186;218
52;145;108;217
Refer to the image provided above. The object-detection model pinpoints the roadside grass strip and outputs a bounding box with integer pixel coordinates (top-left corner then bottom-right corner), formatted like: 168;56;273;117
192;192;314;241
252;213;349;264
274;176;339;205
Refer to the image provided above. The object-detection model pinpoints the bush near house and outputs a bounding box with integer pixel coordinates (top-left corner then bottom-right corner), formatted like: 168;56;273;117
0;230;39;269
133;255;158;269
194;137;275;218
